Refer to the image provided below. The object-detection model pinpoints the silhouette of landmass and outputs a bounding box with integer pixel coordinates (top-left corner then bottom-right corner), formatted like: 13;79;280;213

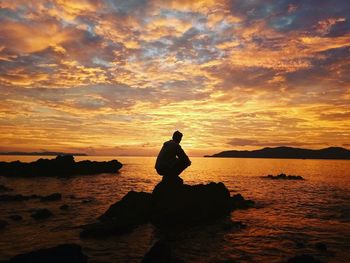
0;155;122;177
0;151;87;156
205;146;350;159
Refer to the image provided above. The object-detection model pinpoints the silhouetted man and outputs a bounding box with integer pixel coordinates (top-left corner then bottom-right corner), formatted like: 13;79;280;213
155;131;191;181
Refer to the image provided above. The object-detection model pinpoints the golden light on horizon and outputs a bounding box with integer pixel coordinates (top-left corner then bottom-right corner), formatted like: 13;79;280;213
0;0;349;156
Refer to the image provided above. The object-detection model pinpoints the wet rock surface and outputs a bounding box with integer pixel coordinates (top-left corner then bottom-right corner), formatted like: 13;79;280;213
0;155;122;177
3;244;87;263
81;177;254;238
263;173;304;180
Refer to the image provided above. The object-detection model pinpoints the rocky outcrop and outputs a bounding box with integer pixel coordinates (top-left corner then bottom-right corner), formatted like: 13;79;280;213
81;176;254;238
263;173;304;180
3;244;87;263
0;155;122;177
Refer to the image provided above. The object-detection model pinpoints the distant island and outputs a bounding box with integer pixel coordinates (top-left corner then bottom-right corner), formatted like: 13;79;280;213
205;147;350;160
0;151;87;156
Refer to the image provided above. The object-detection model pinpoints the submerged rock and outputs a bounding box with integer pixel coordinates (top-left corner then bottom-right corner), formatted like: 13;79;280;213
30;209;53;220
40;193;62;202
315;242;327;252
0;219;8;229
0;184;13;192
0;193;62;202
4;243;87;263
0;194;39;202
286;254;323;263
264;173;304;180
0;155;122;177
81;177;254;238
60;204;69;210
8;215;23;221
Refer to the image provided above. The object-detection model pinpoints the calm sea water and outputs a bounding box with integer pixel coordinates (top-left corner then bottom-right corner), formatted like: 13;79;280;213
0;156;349;263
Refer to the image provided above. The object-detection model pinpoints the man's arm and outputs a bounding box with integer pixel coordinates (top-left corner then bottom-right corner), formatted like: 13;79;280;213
176;145;191;166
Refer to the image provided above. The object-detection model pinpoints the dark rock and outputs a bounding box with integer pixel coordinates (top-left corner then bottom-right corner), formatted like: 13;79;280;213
141;240;184;263
8;215;22;221
151;181;234;228
286;254;323;263
30;209;53;220
40;193;62;202
264;173;304;180
81;198;94;204
315;242;327;252
0;194;39;202
60;204;69;210
81;178;254;238
0;155;122;177
230;194;255;209
0;219;8;229
0;184;13;192
0;193;62;202
221;221;246;231
295;242;305;249
81;191;152;238
100;191;152;221
5;243;87;263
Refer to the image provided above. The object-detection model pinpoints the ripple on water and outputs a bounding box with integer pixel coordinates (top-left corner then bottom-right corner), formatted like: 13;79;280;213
0;156;349;262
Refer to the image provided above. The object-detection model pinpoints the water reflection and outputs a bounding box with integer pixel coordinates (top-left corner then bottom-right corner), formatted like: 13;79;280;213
0;156;349;262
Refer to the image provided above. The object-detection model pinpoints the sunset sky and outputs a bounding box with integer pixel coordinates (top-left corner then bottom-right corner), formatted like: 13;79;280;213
0;0;349;156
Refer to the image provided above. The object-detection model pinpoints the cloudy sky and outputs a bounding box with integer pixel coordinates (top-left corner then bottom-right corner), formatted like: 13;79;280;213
0;0;349;156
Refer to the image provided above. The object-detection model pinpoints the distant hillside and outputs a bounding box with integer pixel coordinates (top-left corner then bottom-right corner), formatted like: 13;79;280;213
0;151;87;156
206;147;350;160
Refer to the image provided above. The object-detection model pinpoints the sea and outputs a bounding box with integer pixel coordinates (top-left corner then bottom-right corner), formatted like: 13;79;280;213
0;156;349;263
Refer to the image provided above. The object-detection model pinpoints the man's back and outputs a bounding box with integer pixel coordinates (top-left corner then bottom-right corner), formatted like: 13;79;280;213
155;131;191;177
155;140;180;171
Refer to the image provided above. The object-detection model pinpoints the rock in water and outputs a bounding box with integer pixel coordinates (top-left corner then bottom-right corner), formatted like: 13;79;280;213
81;191;152;237
264;174;304;180
0;219;8;229
0;184;13;192
30;209;53;220
40;193;62;202
141;240;184;263
286;254;323;263
81;177;254;238
0;155;122;177
151;180;233;227
8;215;22;221
60;204;69;210
5;244;87;263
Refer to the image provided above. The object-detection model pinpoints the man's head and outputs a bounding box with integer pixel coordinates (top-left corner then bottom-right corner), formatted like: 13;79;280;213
172;130;183;143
